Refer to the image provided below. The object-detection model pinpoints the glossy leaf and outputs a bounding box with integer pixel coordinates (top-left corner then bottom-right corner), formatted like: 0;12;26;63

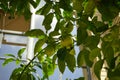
42;13;54;31
77;26;88;45
59;0;72;11
5;54;15;58
16;59;21;65
53;4;61;20
77;50;85;67
63;11;73;19
10;67;23;80
34;39;45;54
52;54;57;65
65;53;76;72
89;48;101;61
94;60;104;80
40;3;52;15
47;64;55;76
2;58;14;66
65;21;74;33
84;0;95;16
42;62;48;77
75;77;85;80
44;45;55;56
94;21;108;32
58;59;65;73
73;0;83;13
108;64;120;80
49;31;60;37
18;48;26;59
25;29;45;38
30;0;37;8
85;35;100;50
109;77;120;80
37;54;45;63
102;42;114;68
69;48;75;55
77;49;92;67
83;50;93;67
57;47;67;61
54;20;65;31
96;0;119;21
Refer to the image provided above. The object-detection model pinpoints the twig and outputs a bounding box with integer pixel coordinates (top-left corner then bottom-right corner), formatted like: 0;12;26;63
18;50;43;80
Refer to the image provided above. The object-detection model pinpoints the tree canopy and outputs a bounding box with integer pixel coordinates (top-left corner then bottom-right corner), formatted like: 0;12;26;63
1;0;120;80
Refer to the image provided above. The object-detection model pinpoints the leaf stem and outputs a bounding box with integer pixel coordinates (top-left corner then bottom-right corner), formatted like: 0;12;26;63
18;50;43;80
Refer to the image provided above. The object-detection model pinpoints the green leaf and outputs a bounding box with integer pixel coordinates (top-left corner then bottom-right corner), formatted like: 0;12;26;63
16;59;21;65
44;45;55;56
109;77;120;80
85;35;100;50
84;0;95;16
34;39;45;54
53;4;61;20
84;50;93;67
89;48;101;61
18;48;26;59
55;20;66;32
42;13;54;31
73;0;84;13
54;21;61;31
10;67;23;80
102;42;114;68
40;3;52;15
96;0;119;21
75;77;85;80
25;29;45;38
36;0;40;6
49;31;60;37
42;61;55;78
77;25;88;45
30;0;37;8
77;49;92;67
59;0;72;11
94;60;104;80
35;8;42;14
77;50;86;67
52;54;57;65
63;11;73;19
65;21;74;33
57;47;67;61
5;54;15;58
2;58;14;66
69;48;75;55
58;59;66;73
42;62;48;76
47;63;55;76
94;21;108;32
108;64;120;80
65;53;76;72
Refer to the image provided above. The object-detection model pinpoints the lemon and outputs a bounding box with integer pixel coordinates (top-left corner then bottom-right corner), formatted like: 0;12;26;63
61;36;73;47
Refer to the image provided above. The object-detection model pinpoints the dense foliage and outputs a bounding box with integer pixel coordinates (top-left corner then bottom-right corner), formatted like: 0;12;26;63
1;0;120;80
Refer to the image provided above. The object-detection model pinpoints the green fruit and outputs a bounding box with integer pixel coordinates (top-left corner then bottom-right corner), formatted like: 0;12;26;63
61;36;73;47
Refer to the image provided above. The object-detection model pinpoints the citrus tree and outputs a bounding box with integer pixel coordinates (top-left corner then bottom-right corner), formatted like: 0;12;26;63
1;0;120;80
